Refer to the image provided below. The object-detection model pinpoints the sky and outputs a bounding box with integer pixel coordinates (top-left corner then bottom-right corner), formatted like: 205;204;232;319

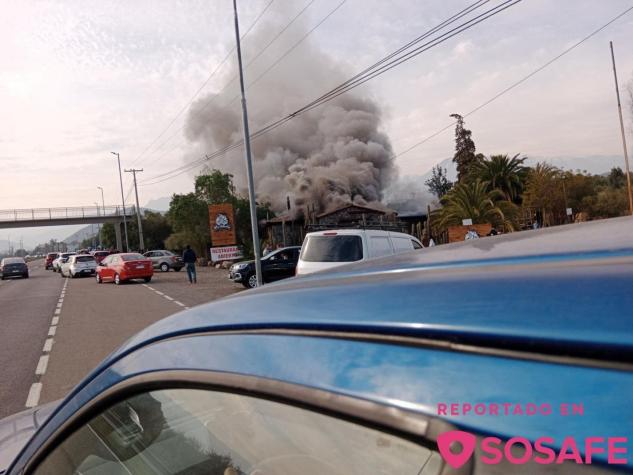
1;0;633;247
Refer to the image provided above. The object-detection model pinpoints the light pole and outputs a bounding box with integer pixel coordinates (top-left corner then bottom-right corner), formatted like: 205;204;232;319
233;0;263;286
97;186;105;249
110;152;129;251
94;202;102;249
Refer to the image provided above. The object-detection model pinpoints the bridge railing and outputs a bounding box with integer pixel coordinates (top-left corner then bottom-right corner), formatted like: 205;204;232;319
0;205;135;223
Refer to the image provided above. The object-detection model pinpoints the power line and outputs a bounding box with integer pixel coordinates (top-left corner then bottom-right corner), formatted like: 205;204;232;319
140;0;518;186
130;0;275;167
392;4;633;162
135;0;319;171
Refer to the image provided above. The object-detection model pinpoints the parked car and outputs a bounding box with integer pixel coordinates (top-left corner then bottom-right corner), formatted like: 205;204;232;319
296;229;423;275
44;252;59;270
0;257;28;280
229;246;301;288
143;250;184;272
95;253;153;285
91;250;110;265
52;252;76;272
60;254;97;278
1;217;632;474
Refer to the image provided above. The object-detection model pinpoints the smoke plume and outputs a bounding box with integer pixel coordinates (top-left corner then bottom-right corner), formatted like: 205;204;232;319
183;4;397;218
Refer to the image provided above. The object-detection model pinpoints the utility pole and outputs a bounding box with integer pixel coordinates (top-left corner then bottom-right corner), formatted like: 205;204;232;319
233;0;263;286
110;152;130;251
610;41;633;215
125;168;145;252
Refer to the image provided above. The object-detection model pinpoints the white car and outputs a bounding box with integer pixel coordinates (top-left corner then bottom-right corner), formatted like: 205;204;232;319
60;254;97;278
52;252;76;272
296;229;423;276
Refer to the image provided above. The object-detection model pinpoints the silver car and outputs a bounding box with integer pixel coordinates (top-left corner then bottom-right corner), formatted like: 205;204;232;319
143;250;184;272
52;252;76;272
60;254;97;278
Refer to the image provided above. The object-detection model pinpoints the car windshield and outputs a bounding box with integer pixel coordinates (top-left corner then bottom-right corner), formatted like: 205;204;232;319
75;256;95;263
94;251;109;257
121;254;147;261
2;258;24;265
301;235;363;262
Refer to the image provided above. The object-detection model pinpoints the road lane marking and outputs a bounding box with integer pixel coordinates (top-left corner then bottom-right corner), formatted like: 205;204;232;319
25;383;42;408
54;308;61;315
154;291;165;296
56;302;63;309
51;316;59;325
174;301;186;307
48;326;57;336
164;296;174;301
35;355;49;375
43;338;54;352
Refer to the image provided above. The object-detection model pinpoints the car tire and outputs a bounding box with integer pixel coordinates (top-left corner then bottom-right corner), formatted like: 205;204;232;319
160;263;170;272
114;273;122;285
144;276;152;283
174;267;182;272
244;274;258;289
96;273;102;284
23;274;29;279
60;270;65;278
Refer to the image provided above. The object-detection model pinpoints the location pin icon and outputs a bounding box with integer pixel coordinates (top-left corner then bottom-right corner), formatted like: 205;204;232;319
437;431;476;469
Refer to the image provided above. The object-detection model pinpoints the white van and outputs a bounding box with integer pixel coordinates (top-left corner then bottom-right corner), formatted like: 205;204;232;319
296;229;423;275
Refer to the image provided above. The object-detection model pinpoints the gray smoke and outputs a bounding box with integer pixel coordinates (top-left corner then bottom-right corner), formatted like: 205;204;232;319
183;4;396;218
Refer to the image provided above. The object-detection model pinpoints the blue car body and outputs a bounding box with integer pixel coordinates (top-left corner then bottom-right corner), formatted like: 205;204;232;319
2;217;633;473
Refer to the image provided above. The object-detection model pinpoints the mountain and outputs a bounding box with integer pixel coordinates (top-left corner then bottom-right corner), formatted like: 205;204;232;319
63;225;99;245
144;196;171;212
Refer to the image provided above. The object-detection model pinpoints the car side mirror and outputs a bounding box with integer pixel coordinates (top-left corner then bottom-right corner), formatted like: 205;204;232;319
100;262;107;267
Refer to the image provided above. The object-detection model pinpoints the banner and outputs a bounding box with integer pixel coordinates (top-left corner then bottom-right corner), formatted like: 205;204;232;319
210;246;244;263
209;203;236;246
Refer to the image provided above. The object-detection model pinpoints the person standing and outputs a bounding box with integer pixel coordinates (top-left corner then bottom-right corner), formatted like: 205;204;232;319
182;245;197;284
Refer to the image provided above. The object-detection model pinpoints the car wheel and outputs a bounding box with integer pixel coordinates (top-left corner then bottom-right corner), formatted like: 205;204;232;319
144;276;152;283
160;263;169;272
23;274;29;279
96;273;102;284
60;270;65;278
174;267;182;272
114;273;122;285
246;274;258;289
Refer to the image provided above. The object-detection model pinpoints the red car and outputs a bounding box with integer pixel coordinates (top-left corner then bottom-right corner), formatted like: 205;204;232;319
95;253;153;285
45;252;59;270
91;250;110;264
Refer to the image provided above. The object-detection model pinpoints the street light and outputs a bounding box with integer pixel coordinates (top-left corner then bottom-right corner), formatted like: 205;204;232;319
110;152;129;251
97;186;106;249
94;202;102;249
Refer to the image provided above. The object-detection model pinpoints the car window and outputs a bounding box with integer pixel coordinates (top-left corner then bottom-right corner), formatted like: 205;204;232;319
35;389;439;475
121;253;146;261
300;235;363;262
391;236;413;253
76;256;96;263
369;236;393;258
412;239;423;250
2;257;25;264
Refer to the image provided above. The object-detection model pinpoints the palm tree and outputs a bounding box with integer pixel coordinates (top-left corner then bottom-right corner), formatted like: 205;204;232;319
471;154;528;202
523;162;566;226
436;179;519;231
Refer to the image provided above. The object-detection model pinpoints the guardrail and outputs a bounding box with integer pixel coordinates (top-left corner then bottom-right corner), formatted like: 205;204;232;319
0;205;134;223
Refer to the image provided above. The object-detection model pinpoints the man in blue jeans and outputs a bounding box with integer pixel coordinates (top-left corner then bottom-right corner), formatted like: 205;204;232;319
182;245;197;284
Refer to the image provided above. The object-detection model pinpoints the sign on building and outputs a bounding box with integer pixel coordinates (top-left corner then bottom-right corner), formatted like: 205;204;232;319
209;204;236;246
210;246;244;263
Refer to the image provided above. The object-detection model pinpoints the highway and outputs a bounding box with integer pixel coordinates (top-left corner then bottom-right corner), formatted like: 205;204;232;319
0;260;241;417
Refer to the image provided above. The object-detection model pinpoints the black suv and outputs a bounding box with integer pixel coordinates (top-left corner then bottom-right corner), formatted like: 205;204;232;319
229;246;301;288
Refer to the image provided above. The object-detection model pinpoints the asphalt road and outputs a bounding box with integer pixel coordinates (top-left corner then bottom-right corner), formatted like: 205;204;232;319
0;260;63;418
0;261;242;417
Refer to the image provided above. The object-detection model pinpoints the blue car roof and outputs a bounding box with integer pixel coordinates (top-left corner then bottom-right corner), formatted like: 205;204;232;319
108;216;633;365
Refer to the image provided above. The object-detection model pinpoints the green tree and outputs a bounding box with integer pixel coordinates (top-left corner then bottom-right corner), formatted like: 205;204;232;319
142;211;172;250
435;179;519;231
195;171;237;204
472;154;528;202
522;163;566;226
166;193;210;257
608;167;626;189
450;114;480;182
425;165;453;199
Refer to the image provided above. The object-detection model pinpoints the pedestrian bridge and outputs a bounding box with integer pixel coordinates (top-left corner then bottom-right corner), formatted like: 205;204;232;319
0;205;134;229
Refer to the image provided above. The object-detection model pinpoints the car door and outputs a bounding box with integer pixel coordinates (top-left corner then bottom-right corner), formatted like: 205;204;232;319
100;256;115;281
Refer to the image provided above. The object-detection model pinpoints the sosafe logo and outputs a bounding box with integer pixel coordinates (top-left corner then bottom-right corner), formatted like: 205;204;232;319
437;431;629;468
435;403;628;468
